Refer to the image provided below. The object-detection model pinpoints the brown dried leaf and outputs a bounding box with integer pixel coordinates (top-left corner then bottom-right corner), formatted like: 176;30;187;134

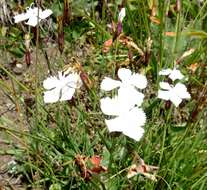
118;35;144;56
165;32;176;37
89;155;107;174
102;38;113;53
75;154;88;179
188;63;199;73
149;16;160;24
148;0;158;17
176;48;195;64
75;154;107;180
127;158;158;181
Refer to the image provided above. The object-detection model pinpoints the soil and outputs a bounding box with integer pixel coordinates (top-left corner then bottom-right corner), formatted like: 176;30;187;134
0;91;26;189
0;40;93;189
0;44;60;189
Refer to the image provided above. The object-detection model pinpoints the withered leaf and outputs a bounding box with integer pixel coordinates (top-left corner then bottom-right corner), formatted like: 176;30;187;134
127;158;158;181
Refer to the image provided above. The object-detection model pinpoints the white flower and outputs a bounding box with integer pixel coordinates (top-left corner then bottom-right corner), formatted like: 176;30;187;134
14;5;52;27
43;72;82;103
100;68;147;141
101;68;147;92
159;68;184;81
158;82;191;107
100;96;146;141
101;87;144;116
118;8;126;22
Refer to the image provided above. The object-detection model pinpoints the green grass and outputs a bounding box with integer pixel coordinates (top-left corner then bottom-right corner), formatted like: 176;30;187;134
0;0;207;189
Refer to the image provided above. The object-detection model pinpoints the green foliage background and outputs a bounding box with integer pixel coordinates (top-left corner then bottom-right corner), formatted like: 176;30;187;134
0;0;207;189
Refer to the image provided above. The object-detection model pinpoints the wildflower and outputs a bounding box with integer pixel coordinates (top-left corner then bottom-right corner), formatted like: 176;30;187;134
158;82;191;107
101;88;144;116
43;71;82;103
100;96;145;141
117;8;126;36
159;68;184;81
100;68;147;141
101;68;147;93
14;4;52;27
118;8;126;23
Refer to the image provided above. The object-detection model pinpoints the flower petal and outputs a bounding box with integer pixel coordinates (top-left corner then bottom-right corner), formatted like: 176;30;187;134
158;90;170;100
44;89;60;103
118;68;132;82
100;97;120;116
130;73;147;89
14;13;30;23
169;68;184;81
26;7;41;17
118;86;144;108
159;82;171;90
100;77;121;91
43;76;59;90
105;107;146;141
159;69;172;76
105;116;124;133
126;107;146;126
174;83;191;99
118;8;126;22
64;73;82;89
39;9;53;19
169;93;182;107
25;16;38;27
122;108;146;141
123;126;144;141
60;86;76;101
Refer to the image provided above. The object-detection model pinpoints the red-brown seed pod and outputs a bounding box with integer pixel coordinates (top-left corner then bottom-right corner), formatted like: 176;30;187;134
176;0;181;12
63;0;71;25
57;16;64;54
80;70;93;90
25;50;31;66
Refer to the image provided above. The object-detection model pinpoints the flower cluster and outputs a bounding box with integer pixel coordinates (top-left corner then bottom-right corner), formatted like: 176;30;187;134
158;68;191;107
100;68;147;141
42;66;191;141
14;3;52;27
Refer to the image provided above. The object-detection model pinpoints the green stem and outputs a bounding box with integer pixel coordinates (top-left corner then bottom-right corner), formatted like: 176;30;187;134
0;64;29;91
159;105;173;166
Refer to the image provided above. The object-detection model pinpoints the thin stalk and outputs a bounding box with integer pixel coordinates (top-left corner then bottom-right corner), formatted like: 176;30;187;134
159;106;173;166
0;125;56;149
173;6;181;67
35;1;40;125
0;64;29;91
158;1;165;69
